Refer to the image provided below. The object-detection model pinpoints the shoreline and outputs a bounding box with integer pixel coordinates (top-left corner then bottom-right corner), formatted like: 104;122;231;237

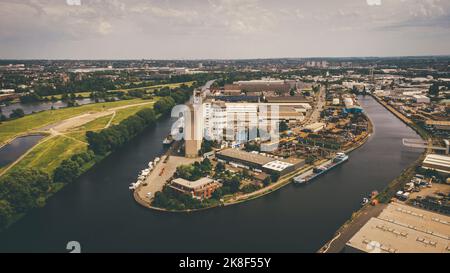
317;93;428;253
135;100;374;213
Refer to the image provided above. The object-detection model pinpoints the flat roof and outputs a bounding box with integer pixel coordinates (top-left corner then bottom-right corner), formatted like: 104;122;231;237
423;154;450;173
425;120;450;126
172;177;215;190
263;160;293;172
346;203;450;253
265;96;309;103
217;149;274;166
304;122;326;130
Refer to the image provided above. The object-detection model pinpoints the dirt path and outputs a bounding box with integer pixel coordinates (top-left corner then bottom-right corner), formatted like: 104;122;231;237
48;102;152;133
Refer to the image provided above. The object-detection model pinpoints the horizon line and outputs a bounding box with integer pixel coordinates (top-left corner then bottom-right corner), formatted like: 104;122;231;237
1;54;450;62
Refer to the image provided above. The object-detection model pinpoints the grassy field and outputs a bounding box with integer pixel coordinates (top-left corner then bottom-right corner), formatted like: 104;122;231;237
0;98;149;145
5;101;156;176
43;92;92;100
10;136;87;174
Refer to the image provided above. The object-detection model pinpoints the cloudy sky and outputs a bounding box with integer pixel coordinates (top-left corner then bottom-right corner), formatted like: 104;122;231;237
1;0;450;59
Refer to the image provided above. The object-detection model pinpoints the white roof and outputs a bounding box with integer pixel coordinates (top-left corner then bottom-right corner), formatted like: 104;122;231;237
423;154;450;173
262;160;293;172
172;177;215;190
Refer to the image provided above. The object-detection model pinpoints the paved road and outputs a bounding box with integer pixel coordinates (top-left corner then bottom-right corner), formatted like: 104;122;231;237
305;85;326;125
320;203;387;253
135;155;200;205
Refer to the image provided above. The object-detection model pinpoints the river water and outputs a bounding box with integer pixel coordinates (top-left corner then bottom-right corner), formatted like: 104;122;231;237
0;135;45;168
0;95;422;253
0;98;95;117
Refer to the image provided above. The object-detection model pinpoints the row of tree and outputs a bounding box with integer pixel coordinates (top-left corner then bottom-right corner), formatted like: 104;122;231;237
0;169;53;229
53;151;96;184
86;108;158;155
175;158;212;181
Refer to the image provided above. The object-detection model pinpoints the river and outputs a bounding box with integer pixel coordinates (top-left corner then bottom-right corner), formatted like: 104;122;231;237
0;98;95;117
0;95;422;253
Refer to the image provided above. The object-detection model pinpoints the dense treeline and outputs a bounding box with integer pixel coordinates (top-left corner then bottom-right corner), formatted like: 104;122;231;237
175;158;212;181
0;169;52;229
53;151;95;184
86;108;158;155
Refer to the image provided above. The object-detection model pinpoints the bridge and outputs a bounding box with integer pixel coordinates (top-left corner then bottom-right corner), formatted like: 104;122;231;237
402;138;449;155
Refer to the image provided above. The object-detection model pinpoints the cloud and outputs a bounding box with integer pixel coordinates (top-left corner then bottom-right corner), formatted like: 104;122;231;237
0;0;449;58
366;0;382;6
98;20;112;35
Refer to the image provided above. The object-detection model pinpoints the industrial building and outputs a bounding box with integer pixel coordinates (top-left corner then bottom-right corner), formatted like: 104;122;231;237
413;95;431;104
216;149;304;175
184;104;203;158
303;122;326;133
345;203;450;253
425;120;450;131
422;154;450;175
202;101;310;142
225;79;292;94
169;177;221;200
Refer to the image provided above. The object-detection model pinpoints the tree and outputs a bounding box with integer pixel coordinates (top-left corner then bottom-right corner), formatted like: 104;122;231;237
289;88;296;96
263;177;271;187
200;139;214;155
0;169;52;213
215;162;225;173
0;200;14;228
9;108;24;119
228;176;241;193
429;83;440;97
154;97;176;115
279;121;289;132
0;114;7;122
53;159;81;184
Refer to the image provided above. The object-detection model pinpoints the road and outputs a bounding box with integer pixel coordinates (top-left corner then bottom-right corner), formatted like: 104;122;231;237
304;85;326;125
320;203;387;253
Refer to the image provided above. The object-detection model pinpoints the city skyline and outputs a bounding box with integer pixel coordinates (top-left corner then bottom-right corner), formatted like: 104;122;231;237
1;0;450;59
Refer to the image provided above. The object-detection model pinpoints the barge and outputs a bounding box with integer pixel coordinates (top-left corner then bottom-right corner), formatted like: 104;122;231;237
294;153;349;184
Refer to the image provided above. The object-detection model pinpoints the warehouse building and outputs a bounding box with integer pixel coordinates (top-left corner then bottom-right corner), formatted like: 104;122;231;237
425;120;450;131
345;203;450;253
216;149;304;175
170;177;221;200
422;154;450;175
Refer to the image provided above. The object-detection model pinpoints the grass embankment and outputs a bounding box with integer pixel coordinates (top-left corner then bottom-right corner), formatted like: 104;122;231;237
1;100;156;176
0;98;147;145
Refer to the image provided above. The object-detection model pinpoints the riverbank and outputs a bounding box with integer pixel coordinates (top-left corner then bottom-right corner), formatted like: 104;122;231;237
0;101;161;231
0;93;423;253
318;94;428;253
135;105;374;213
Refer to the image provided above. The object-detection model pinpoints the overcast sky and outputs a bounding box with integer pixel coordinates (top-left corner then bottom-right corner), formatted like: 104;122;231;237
1;0;449;59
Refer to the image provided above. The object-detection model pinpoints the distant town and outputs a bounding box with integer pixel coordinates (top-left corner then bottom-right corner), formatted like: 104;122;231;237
0;57;449;253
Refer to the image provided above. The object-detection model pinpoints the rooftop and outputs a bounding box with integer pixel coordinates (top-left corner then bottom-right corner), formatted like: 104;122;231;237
217;149;274;166
346;203;450;253
423;154;450;173
262;160;293;172
425;120;450;126
171;177;216;190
